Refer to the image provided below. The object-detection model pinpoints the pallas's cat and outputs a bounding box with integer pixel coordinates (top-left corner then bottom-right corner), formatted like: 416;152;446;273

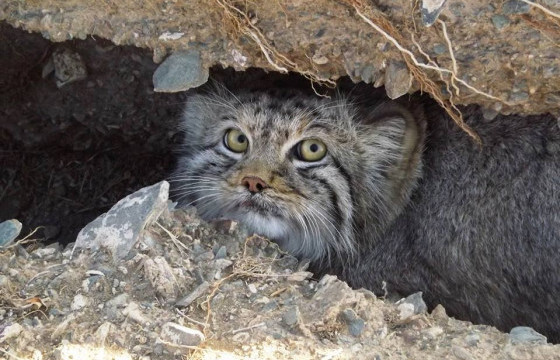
172;83;560;342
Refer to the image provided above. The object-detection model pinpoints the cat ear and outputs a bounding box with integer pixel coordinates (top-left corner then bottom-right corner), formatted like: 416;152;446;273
360;102;426;207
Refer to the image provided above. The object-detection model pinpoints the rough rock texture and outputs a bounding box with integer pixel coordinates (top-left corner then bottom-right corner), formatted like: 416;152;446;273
1;0;559;117
1;183;560;359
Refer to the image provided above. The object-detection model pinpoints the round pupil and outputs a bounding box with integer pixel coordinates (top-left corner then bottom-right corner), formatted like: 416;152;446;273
236;134;246;143
309;143;319;152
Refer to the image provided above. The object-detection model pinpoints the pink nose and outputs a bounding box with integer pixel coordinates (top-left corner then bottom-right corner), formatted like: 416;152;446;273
241;176;268;193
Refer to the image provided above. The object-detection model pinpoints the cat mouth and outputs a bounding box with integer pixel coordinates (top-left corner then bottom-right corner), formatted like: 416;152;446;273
237;194;279;215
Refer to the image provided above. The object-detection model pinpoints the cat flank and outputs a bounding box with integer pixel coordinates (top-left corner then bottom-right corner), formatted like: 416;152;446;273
172;82;560;342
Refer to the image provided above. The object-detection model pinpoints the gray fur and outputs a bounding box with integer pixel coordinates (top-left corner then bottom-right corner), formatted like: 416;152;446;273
171;85;560;342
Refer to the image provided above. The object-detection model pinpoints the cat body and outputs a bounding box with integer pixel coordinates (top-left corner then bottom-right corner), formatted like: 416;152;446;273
172;83;560;341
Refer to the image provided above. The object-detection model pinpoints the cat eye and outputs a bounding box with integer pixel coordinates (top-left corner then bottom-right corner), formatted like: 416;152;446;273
224;129;248;153
296;139;327;162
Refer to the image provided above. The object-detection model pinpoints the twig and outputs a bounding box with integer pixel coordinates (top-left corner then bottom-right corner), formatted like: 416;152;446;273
155;221;190;254
176;308;208;328
520;0;560;20
230;322;266;335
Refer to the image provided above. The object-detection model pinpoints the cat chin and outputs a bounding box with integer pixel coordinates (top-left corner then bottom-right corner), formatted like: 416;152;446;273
232;211;290;241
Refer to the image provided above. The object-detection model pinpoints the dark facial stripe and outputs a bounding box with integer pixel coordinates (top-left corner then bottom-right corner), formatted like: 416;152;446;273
331;156;355;209
298;168;344;230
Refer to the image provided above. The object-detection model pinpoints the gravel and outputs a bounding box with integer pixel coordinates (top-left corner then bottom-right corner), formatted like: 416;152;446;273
1;182;559;359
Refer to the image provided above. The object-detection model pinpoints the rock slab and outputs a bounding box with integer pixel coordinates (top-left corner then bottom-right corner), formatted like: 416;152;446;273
73;181;169;260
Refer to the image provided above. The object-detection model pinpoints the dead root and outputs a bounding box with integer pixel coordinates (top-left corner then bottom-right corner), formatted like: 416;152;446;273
341;0;510;143
213;0;336;91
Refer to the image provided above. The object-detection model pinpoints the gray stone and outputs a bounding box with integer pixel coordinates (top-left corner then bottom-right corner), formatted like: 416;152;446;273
282;306;301;327
465;333;480;347
502;0;531;14
32;247;59;259
52;48;87;87
384;61;412;99
509;91;529;102
73;181;169;260
160;322;205;347
106;293;130;309
214;245;227;259
433;43;447;55
482;107;500;120
509;326;547;345
421;0;447;27
0;219;22;247
491;15;510;30
341;308;365;337
396;292;427;319
360;64;377;84
153;50;209;92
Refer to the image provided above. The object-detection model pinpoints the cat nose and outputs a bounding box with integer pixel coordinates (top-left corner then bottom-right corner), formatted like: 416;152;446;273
241;176;268;193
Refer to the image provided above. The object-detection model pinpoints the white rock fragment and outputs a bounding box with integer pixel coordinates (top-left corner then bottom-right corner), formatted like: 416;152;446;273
160;322;205;348
158;31;184;41
247;283;258;294
0;323;23;343
395;292;428;319
122;302;150;325
94;322;116;346
71;294;89;311
231;49;248;67
421;0;447;26
397;303;416;320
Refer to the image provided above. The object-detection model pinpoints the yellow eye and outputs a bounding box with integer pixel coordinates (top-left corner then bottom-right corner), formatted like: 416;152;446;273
296;139;327;162
224;129;248;153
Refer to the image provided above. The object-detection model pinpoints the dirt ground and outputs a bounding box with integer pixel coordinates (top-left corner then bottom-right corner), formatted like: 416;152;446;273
1;182;559;359
0;22;184;245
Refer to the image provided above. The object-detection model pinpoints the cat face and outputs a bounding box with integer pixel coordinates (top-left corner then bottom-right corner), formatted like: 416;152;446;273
172;88;424;263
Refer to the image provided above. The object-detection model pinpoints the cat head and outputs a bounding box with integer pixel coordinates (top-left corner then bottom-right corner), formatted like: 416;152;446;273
171;85;425;264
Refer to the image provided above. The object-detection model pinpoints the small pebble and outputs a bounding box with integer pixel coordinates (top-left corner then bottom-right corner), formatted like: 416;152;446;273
384;60;412;99
433;43;447;55
502;0;530;14
465;333;480;347
0;323;23;342
0;219;22;247
491;15;510;30
160;322;205;347
421;0;447;26
71;294;89;311
153;50;209;93
396;292;427;320
282;306;301;327
341;308;365;337
214;245;227;259
509;326;547;345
